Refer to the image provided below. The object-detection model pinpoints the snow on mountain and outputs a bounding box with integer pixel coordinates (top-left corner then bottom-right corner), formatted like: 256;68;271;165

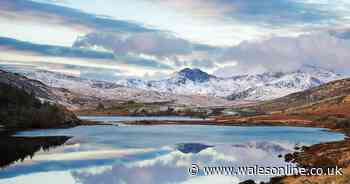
116;66;342;101
174;68;214;83
22;65;342;105
228;67;342;101
24;70;238;107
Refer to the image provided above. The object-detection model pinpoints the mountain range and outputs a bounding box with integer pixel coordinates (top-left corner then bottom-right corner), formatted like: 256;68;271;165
116;65;342;101
9;65;342;108
24;70;238;108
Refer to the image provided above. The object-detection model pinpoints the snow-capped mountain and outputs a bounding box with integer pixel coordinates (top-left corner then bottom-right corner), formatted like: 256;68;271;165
19;65;342;103
172;68;215;83
116;65;342;101
23;70;238;107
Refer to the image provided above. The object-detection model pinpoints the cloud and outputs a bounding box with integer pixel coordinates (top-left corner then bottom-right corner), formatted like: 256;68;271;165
127;0;350;46
0;37;174;78
213;32;350;76
0;0;156;33
3;29;350;81
0;60;147;81
328;28;350;39
72;31;220;72
0;37;174;70
72;32;215;58
213;64;267;77
0;37;115;59
147;0;346;26
224;0;336;25
147;0;235;19
187;59;217;70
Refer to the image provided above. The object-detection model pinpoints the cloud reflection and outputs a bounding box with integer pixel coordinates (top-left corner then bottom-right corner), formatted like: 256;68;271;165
71;142;293;184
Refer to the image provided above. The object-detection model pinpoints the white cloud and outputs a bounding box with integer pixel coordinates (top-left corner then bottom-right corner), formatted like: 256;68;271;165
213;33;350;76
73;32;194;57
0;50;173;78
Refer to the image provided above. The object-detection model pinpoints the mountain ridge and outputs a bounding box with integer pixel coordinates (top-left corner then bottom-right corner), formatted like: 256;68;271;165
117;66;342;101
23;70;238;108
13;65;343;105
255;77;350;114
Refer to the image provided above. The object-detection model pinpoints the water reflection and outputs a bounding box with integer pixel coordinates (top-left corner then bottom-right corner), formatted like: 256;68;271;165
0;124;345;184
79;116;206;123
65;141;292;184
0;136;70;168
176;143;213;154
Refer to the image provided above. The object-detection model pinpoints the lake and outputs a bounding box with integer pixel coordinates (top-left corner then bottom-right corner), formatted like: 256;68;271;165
0;116;345;184
79;115;207;123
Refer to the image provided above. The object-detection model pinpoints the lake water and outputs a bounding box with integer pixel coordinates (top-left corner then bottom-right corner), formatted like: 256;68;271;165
79;115;207;123
0;116;345;184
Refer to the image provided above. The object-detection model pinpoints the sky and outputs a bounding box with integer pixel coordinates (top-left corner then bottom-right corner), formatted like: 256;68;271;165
1;0;350;80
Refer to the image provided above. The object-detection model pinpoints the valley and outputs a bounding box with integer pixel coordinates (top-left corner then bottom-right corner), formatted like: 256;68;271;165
2;1;350;184
1;68;350;184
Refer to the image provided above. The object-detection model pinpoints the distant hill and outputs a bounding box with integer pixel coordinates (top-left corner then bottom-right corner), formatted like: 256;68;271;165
0;70;79;129
256;78;350;115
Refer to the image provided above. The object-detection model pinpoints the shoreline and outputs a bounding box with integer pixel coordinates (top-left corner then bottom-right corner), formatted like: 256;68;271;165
2;115;349;184
80;115;350;184
108;117;350;136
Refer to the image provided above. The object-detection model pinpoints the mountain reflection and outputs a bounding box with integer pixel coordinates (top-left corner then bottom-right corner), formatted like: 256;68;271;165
70;141;293;184
0;125;345;184
176;143;213;154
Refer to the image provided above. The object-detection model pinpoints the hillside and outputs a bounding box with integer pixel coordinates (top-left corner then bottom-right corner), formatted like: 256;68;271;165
0;70;80;129
256;78;350;115
213;77;350;131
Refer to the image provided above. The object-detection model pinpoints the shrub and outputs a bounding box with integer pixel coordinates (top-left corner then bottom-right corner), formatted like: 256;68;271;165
0;83;70;129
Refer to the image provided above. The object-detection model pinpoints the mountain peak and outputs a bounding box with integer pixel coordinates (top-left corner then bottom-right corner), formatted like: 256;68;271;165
178;68;205;75
176;68;213;82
